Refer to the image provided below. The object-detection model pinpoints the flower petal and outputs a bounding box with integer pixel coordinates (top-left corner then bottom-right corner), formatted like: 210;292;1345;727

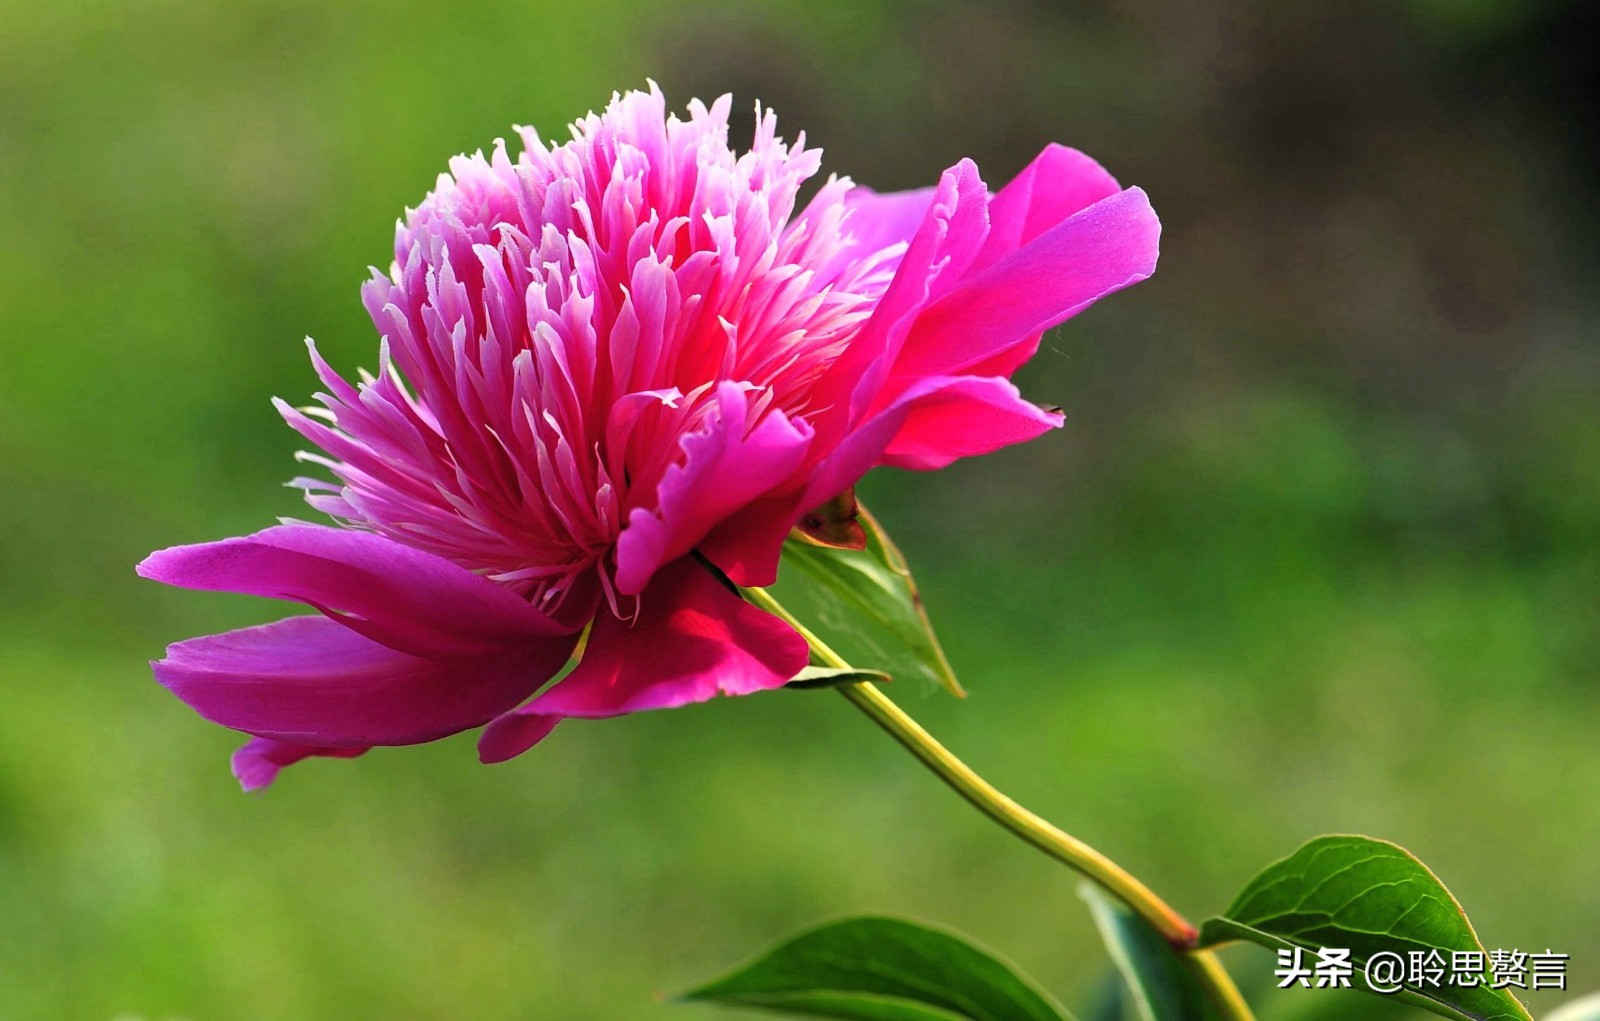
811;160;992;430
138;524;570;660
891;186;1160;381
695;492;808;588
800;402;914;511
153;614;576;748
878;375;1065;471
614;382;812;596
231;737;368;792
478;558;808;763
832;185;936;266
972;143;1124;272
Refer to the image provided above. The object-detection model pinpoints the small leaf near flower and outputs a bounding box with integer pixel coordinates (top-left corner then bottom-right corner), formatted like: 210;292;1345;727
771;504;964;697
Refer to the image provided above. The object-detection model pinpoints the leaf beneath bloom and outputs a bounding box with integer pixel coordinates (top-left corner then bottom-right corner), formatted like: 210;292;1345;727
681;916;1073;1021
768;505;963;696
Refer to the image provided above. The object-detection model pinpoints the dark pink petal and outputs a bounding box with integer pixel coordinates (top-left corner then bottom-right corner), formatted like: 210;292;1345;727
153;614;576;748
614;382;812;596
972;144;1123;272
470;711;563;765
138;524;569;660
231;737;368;792
800;403;915;511
695;492;807;588
878;376;1065;471
890;186;1160;381
478;558;808;763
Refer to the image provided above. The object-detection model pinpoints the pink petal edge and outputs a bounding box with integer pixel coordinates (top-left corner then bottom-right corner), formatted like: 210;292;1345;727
478;558;808;763
155;614;576;749
232;738;368;792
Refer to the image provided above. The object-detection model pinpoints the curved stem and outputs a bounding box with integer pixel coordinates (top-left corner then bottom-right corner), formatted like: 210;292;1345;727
744;584;1256;1021
1189;946;1257;1020
834;679;1195;946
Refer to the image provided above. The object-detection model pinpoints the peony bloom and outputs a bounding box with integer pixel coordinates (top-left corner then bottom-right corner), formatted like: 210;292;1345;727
139;85;1159;789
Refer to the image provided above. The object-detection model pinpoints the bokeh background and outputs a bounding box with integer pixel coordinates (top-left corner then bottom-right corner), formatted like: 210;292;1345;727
3;1;1597;1018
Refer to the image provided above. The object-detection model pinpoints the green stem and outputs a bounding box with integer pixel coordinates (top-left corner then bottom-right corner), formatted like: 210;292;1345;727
744;584;1256;1021
831;679;1196;945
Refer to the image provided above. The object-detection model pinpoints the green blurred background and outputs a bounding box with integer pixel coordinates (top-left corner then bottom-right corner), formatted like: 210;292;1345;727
2;1;1597;1018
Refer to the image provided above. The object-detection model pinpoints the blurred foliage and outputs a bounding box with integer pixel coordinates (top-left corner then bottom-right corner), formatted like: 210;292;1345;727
2;0;1597;1019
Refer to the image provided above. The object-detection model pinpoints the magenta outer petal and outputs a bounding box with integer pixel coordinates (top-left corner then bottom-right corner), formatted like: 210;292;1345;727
154;614;577;748
696;492;808;588
972;144;1123;272
891;187;1161;381
813;159;992;430
879;376;1065;471
800;403;914;512
472;712;562;764
232;738;368;792
138;524;569;659
478;558;809;763
614;382;812;596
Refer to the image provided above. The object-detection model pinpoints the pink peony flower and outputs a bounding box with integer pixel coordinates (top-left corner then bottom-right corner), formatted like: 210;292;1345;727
139;85;1159;789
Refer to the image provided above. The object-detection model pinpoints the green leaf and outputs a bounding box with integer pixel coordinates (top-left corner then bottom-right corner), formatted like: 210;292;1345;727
681;916;1074;1021
1198;835;1533;1021
787;666;895;690
769;505;964;697
1081;885;1223;1021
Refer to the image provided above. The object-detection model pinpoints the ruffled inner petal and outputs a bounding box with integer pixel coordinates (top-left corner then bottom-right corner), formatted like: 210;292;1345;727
614;381;813;595
810;159;992;432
